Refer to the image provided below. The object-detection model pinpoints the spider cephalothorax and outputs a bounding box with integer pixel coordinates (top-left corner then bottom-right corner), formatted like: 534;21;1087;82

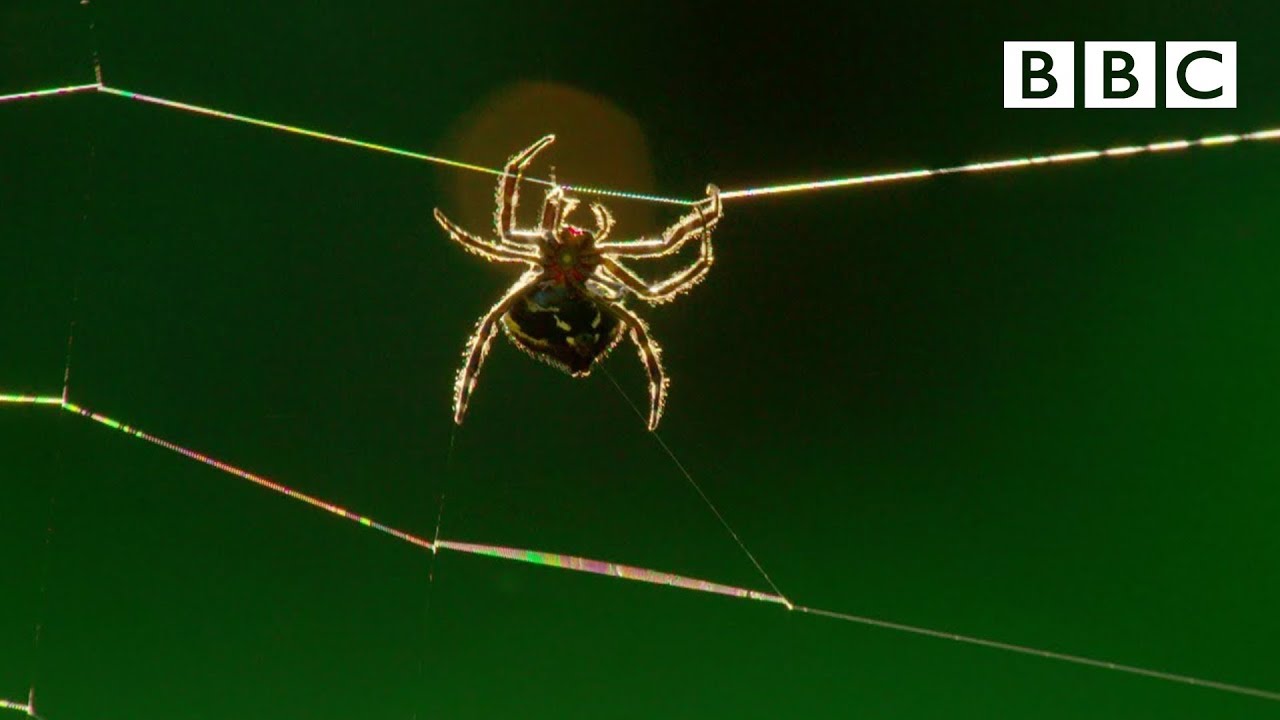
433;134;722;430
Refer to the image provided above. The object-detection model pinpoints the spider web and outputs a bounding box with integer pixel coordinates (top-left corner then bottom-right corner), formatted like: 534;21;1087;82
4;7;1280;718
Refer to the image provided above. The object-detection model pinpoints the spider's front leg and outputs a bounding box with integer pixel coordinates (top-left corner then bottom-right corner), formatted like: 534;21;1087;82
453;270;542;425
597;185;721;303
595;184;722;258
538;185;579;235
434;209;540;264
590;202;616;240
599;222;714;304
605;300;669;431
497;134;556;241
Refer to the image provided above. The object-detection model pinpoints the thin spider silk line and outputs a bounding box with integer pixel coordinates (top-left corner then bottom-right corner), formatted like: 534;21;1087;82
93;85;692;206
600;366;792;608
596;368;1280;702
718;127;1280;200
96;85;690;205
0;83;99;104
7;82;1272;205
0;694;36;719
95;86;509;178
58;394;440;545
0;393;780;604
796;605;1280;703
436;541;787;604
59;397;436;551
5;392;1279;702
0;395;63;405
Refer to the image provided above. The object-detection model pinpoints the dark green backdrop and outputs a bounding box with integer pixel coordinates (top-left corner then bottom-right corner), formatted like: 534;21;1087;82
3;2;1278;718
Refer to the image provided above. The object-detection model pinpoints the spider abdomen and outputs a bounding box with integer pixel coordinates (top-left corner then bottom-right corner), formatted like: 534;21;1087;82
501;279;622;377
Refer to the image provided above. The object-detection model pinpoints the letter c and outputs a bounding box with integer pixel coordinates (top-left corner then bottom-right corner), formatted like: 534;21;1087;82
1177;50;1224;100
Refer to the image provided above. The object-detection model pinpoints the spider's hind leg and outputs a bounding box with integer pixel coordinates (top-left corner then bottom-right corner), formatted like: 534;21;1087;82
453;270;542;425
605;300;668;431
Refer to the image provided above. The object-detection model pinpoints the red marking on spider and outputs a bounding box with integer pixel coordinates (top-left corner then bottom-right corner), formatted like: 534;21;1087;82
548;264;586;284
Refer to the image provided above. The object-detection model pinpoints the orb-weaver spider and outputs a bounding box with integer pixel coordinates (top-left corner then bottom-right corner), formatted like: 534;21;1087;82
432;135;723;430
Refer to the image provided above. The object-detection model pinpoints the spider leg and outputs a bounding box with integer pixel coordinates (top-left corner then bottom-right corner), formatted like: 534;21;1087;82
598;219;714;303
496;134;556;240
585;274;625;301
434;209;539;264
590;202;616;240
453;269;543;425
539;186;580;235
595;184;721;258
604;299;668;431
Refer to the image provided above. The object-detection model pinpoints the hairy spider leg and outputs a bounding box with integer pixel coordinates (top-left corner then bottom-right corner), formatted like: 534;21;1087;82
605;300;668;430
600;216;715;304
497;134;556;242
596;184;722;258
586;275;626;301
454;269;544;424
589;202;615;240
539;186;580;238
433;209;539;264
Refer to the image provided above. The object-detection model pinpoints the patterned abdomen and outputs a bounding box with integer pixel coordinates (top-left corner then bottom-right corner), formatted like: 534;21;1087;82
501;280;623;376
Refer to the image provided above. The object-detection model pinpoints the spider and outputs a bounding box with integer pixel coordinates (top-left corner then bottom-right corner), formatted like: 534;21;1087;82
432;134;723;431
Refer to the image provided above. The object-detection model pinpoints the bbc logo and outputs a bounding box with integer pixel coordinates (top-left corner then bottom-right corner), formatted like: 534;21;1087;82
1004;41;1237;108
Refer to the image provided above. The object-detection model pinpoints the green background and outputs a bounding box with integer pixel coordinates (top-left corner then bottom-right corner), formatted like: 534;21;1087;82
3;1;1279;718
